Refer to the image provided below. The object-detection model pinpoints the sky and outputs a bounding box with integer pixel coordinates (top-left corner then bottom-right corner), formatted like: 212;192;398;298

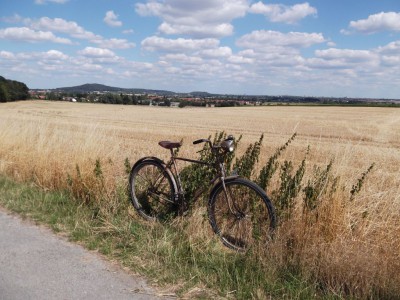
1;0;400;98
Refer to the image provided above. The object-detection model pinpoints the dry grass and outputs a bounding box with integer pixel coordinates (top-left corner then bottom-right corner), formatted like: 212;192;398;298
1;100;399;297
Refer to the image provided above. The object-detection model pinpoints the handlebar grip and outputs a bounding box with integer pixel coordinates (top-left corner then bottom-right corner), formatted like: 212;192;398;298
193;139;208;145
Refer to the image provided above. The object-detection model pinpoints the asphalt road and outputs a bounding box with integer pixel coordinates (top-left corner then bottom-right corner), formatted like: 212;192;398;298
0;209;171;300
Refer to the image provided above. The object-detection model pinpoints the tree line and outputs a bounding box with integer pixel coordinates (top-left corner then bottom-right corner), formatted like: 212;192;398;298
0;76;30;103
45;91;161;105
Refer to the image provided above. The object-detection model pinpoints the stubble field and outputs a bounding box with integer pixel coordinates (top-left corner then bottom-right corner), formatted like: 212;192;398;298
1;100;399;298
1;101;398;189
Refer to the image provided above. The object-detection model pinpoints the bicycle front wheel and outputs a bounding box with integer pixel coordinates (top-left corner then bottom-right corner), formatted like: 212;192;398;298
129;159;177;221
208;178;276;251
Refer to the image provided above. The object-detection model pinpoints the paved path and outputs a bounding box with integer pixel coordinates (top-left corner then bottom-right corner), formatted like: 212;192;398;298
0;209;171;300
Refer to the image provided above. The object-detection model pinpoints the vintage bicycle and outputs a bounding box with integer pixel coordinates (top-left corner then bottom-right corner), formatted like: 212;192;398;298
129;135;276;251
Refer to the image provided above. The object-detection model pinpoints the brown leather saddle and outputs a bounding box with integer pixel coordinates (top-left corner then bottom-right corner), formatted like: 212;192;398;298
158;141;182;150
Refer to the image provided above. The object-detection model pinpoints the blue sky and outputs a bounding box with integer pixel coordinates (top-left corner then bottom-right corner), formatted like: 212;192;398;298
1;0;399;98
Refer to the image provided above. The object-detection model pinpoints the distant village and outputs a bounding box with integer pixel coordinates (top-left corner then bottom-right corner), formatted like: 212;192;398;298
29;84;400;108
30;89;265;107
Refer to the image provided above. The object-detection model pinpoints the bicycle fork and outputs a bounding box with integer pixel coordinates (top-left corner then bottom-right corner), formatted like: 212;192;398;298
219;164;243;218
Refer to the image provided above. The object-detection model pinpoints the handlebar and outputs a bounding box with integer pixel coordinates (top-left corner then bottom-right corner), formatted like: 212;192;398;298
193;135;233;145
193;135;235;153
193;138;210;145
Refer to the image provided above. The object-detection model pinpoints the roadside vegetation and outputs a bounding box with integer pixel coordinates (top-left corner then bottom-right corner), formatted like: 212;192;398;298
0;173;323;299
0;101;399;298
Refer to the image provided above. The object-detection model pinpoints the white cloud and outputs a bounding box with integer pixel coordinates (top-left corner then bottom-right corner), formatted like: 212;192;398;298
92;38;135;49
0;51;16;59
227;55;254;64
381;55;400;66
27;17;135;49
136;0;248;38
315;48;375;61
377;40;400;55
78;47;116;58
122;29;134;34
0;27;72;44
158;22;234;38
236;30;325;49
348;12;400;34
79;63;103;71
161;54;203;65
141;36;220;52
249;2;317;24
35;0;69;4
43;50;69;60
104;11;122;27
376;40;400;67
327;41;336;47
198;47;233;58
0;14;24;23
307;48;380;70
37;51;70;71
29;17;100;40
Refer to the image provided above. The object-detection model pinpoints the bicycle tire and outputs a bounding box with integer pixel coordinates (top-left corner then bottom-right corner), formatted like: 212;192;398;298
129;159;178;221
208;177;276;251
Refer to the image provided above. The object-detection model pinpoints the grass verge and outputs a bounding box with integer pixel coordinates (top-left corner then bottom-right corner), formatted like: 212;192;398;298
0;175;341;299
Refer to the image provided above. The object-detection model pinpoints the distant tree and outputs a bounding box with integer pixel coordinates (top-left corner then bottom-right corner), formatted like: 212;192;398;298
122;94;131;105
0;82;8;102
114;94;122;104
46;92;59;100
76;92;88;99
99;93;121;104
0;76;29;102
179;100;188;108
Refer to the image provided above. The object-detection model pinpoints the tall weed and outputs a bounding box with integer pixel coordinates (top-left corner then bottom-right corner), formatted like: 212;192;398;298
177;131;383;297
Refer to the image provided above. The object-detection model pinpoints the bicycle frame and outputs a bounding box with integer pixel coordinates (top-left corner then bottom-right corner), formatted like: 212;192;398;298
163;147;239;210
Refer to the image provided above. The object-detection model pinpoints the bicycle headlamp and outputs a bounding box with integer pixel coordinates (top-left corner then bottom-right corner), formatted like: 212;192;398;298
221;139;234;152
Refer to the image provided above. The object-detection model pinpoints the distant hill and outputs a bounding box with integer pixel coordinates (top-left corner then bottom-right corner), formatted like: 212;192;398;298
189;91;214;97
54;83;178;96
55;83;120;93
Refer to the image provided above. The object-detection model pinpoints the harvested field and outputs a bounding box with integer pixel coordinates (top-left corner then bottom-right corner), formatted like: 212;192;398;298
1;101;398;185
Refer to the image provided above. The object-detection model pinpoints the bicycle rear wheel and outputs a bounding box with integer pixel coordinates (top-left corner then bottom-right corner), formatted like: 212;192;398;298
208;178;276;251
129;159;177;221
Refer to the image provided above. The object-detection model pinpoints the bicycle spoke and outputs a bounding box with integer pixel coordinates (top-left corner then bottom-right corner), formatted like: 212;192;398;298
209;178;275;251
135;173;153;187
147;190;175;204
130;161;177;221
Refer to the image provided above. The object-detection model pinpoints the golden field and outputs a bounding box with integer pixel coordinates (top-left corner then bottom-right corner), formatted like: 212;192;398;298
1;100;399;297
1;100;398;188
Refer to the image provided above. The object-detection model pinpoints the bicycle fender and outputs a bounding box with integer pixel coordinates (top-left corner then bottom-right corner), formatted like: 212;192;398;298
131;156;166;170
225;175;240;181
130;157;175;182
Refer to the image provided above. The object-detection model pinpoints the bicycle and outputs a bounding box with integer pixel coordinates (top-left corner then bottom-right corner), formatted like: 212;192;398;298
129;135;276;251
